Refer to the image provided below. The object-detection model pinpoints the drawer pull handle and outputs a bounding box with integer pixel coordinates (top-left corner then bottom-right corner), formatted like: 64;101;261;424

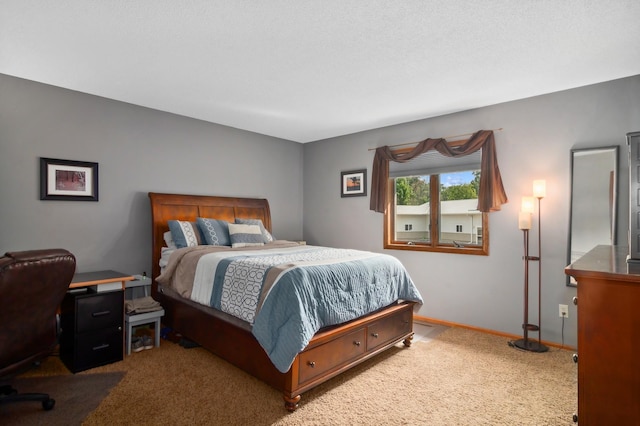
353;341;361;346
92;343;110;351
92;310;111;317
307;361;316;368
371;333;379;338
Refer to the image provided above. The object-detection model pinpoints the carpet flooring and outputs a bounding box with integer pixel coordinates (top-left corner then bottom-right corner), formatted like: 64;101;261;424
6;326;577;425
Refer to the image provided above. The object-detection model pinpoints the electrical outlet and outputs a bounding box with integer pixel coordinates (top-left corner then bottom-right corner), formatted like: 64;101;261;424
559;304;569;318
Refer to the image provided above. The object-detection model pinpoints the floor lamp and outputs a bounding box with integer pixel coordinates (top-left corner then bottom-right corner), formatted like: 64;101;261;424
513;180;548;353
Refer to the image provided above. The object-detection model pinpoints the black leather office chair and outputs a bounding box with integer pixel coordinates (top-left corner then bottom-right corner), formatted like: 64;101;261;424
0;249;75;410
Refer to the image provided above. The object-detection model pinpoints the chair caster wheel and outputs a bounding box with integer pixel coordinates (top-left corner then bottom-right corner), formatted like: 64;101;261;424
0;385;17;396
43;398;55;411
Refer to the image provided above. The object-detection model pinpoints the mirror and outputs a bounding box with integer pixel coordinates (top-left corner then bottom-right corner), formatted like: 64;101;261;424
567;146;619;285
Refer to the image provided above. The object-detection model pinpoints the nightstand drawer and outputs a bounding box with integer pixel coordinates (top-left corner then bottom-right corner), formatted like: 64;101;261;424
76;291;123;333
71;327;123;372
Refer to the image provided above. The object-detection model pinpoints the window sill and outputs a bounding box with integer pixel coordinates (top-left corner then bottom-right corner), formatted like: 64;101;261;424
384;242;488;256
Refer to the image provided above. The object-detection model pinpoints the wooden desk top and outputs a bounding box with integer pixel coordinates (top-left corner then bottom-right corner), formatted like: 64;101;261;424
565;245;640;284
70;270;134;289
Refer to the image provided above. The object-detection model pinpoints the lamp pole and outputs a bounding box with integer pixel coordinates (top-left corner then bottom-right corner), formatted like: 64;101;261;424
512;181;548;352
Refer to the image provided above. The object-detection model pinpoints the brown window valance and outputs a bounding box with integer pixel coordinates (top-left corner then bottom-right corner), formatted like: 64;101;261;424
370;129;508;213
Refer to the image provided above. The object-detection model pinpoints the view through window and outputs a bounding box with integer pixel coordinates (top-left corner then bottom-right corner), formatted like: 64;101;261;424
388;169;488;254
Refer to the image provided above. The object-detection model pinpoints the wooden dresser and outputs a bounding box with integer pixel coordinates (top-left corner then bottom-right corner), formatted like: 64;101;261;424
565;245;640;425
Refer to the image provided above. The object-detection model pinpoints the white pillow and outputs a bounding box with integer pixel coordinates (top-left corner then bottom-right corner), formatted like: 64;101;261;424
163;231;177;249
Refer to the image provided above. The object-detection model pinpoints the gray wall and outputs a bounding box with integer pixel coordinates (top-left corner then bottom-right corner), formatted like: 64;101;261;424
303;75;640;348
3;72;639;348
0;74;304;276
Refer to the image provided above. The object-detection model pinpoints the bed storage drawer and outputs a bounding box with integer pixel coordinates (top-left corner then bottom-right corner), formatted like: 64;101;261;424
298;328;366;383
366;307;412;351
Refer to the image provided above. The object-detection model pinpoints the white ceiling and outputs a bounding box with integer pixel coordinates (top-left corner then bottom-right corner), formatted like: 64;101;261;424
2;1;639;143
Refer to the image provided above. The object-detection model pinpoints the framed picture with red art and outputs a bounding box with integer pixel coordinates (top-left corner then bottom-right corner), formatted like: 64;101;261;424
40;157;99;201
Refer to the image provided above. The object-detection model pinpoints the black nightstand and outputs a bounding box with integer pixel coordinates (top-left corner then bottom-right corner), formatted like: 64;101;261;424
59;288;124;373
59;270;132;373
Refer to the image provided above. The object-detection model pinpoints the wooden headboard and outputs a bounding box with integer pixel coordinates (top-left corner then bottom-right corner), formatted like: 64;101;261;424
148;192;272;284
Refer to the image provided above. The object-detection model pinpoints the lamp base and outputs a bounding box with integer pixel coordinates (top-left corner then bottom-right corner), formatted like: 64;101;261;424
512;338;549;353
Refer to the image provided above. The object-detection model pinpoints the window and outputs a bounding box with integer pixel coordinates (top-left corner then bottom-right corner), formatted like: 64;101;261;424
384;144;489;255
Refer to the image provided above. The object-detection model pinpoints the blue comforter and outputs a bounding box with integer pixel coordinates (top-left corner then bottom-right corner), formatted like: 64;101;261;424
161;243;423;372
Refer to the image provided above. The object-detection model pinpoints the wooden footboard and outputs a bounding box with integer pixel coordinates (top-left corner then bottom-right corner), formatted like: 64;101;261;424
282;301;415;411
158;284;415;411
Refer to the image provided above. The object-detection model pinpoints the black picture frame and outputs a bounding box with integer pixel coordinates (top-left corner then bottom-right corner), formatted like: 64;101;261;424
40;157;99;201
341;169;367;197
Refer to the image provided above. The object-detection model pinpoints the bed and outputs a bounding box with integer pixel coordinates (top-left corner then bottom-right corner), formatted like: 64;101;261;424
149;192;422;411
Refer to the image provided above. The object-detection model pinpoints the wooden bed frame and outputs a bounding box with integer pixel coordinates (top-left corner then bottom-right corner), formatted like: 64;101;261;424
149;192;416;411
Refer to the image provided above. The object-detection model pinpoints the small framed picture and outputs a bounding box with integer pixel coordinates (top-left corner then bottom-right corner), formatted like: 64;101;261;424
341;169;367;198
40;157;99;201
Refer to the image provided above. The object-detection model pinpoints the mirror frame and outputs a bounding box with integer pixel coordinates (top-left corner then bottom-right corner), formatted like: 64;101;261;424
567;145;619;286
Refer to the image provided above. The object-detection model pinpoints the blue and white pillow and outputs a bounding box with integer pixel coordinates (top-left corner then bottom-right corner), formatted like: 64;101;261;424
228;223;264;248
196;217;231;246
235;218;274;243
167;220;204;248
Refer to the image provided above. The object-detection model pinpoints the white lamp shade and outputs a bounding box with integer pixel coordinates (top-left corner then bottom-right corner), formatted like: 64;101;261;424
521;196;535;214
533;180;546;198
518;211;532;230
